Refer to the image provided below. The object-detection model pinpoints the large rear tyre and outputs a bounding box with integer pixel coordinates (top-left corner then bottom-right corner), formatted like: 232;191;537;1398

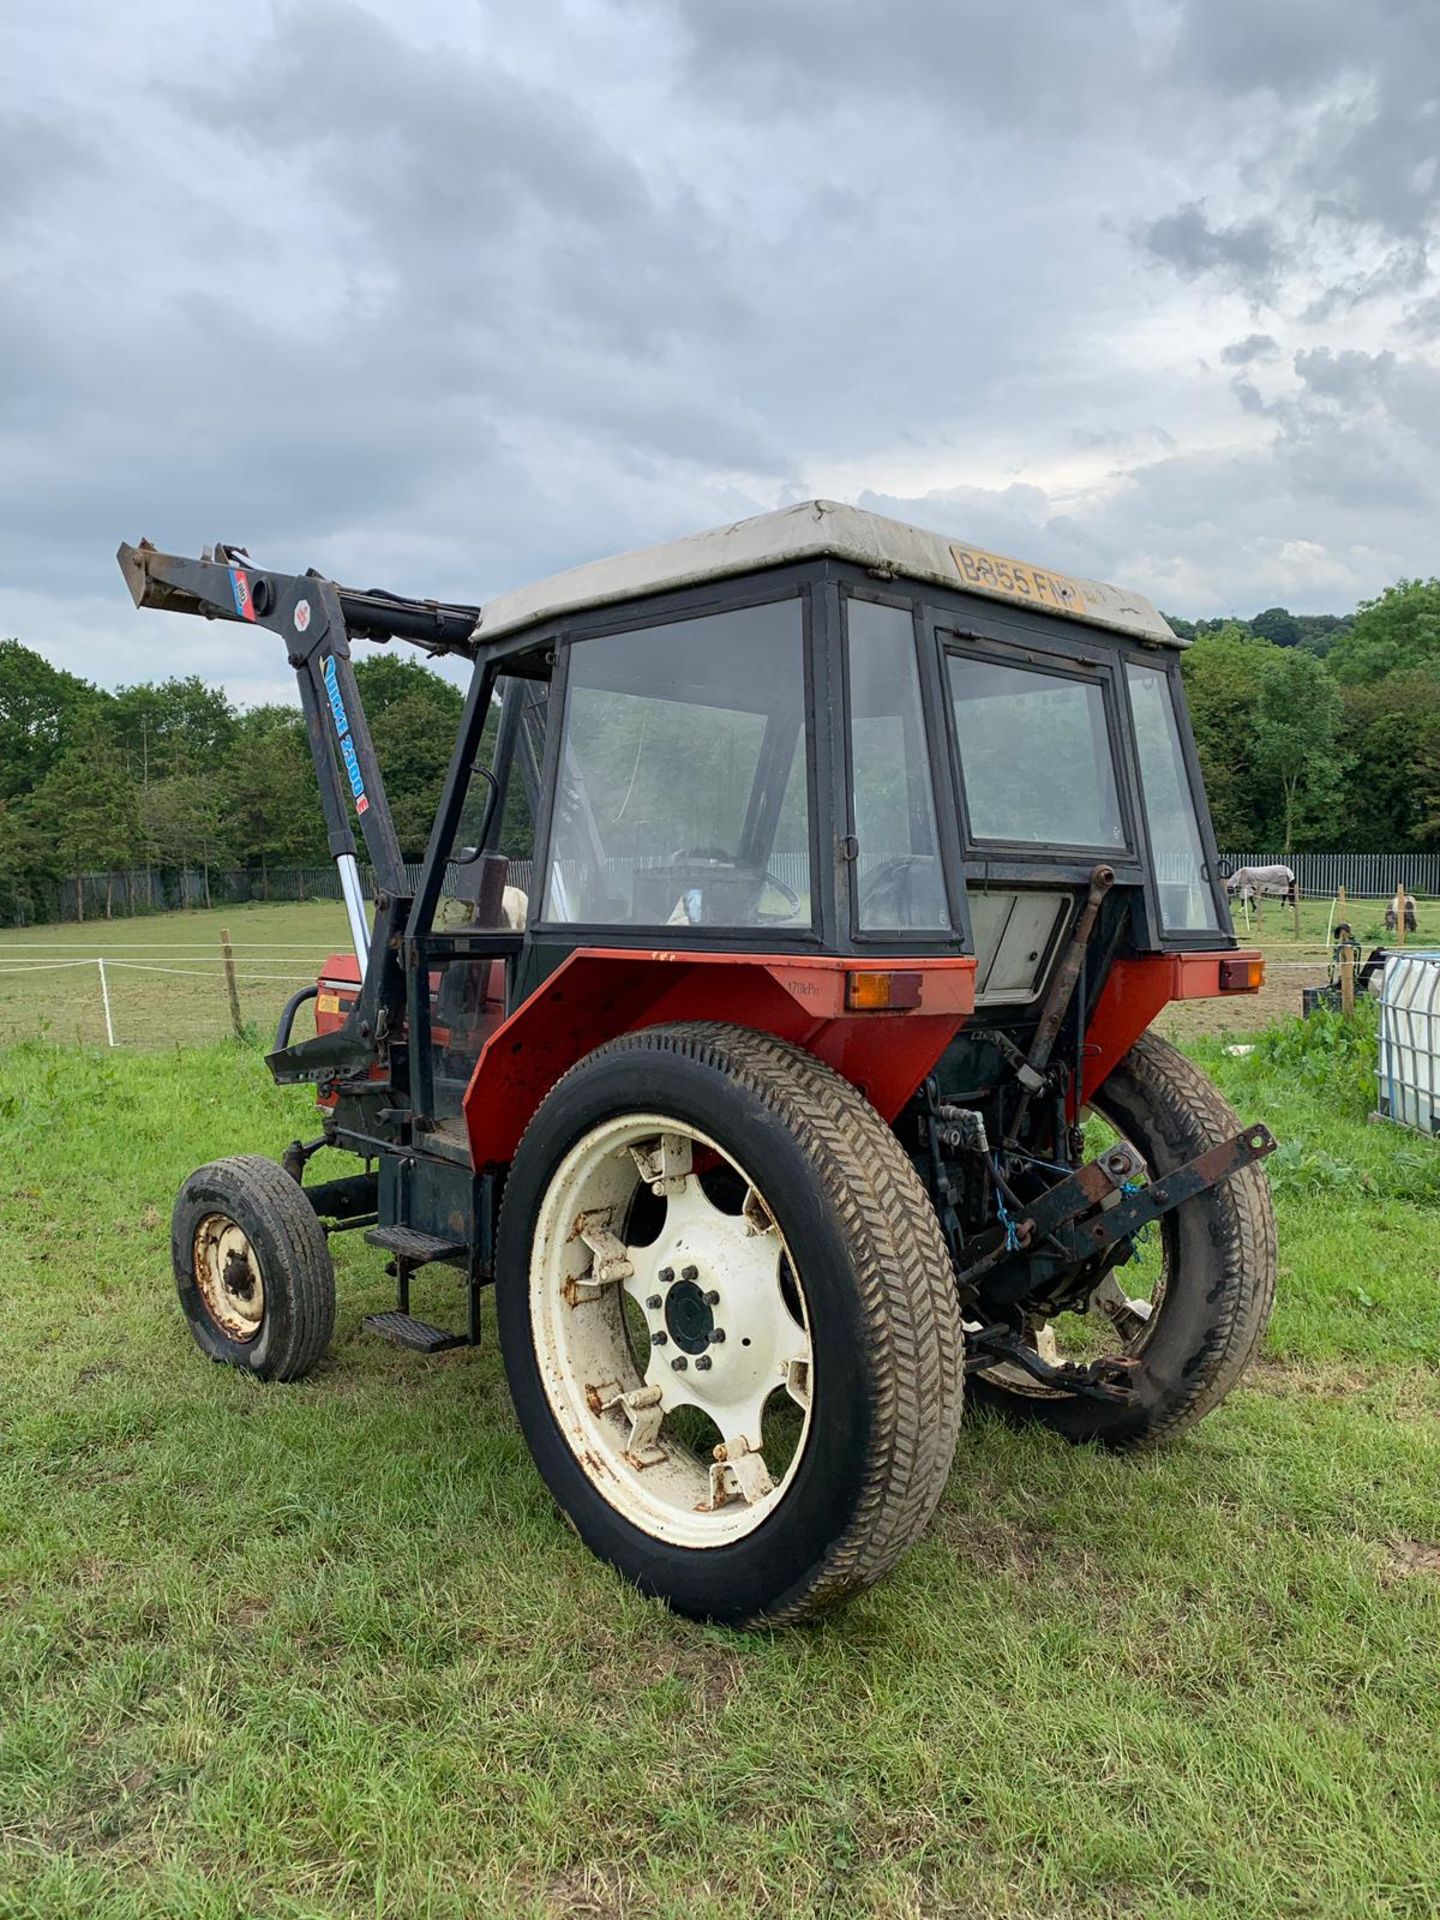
172;1155;336;1382
496;1022;964;1625
968;1030;1276;1447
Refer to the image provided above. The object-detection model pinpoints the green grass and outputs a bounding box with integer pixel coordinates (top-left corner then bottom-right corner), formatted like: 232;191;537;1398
2;1022;1440;1918
0;901;353;1049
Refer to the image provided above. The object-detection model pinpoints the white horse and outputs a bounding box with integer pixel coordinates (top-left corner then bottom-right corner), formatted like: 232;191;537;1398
1225;864;1296;906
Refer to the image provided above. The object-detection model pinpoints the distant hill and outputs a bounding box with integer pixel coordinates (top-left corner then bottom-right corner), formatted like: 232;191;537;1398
1161;609;1356;654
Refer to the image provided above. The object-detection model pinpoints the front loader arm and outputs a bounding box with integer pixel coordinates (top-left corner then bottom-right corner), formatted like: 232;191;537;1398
117;539;478;969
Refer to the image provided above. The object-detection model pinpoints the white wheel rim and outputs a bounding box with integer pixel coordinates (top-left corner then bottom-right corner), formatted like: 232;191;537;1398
194;1213;265;1342
529;1114;814;1548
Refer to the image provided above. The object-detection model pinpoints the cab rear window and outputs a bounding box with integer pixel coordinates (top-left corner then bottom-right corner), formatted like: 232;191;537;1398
947;655;1124;851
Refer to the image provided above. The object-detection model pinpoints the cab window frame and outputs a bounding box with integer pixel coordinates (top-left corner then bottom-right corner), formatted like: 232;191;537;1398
839;585;969;945
938;629;1141;865
531;580;825;949
1118;650;1232;940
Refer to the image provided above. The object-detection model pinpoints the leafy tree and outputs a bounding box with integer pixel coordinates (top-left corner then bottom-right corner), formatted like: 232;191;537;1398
0;641;104;800
1178;624;1270;846
108;677;238;782
352;654;465;723
1251;607;1301;647
1289;612;1353;656
21;718;144;919
1337;672;1440;852
1252;648;1345;851
353;656;466;860
224;707;328;883
141;772;234;909
1415;726;1440;849
1327;578;1440;685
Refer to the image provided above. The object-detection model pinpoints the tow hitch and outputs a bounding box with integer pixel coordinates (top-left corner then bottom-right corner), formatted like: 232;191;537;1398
962;1122;1277;1399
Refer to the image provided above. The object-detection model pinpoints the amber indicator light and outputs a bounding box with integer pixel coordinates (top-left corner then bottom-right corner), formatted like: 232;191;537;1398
1219;957;1265;992
845;970;924;1011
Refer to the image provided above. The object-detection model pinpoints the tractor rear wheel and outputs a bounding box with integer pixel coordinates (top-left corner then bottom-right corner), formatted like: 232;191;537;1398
496;1022;964;1625
172;1155;336;1381
968;1031;1276;1447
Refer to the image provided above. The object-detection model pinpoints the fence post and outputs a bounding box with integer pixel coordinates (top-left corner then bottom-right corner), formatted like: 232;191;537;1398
97;959;115;1048
1394;883;1407;949
220;927;245;1040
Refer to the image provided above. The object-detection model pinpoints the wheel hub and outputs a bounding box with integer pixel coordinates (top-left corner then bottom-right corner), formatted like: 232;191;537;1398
194;1213;265;1342
663;1275;715;1353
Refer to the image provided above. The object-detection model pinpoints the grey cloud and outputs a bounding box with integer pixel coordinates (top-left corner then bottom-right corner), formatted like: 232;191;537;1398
1136;202;1283;296
1303;245;1430;321
1221;334;1281;366
663;0;1148;132
0;113;98;235
1176;0;1440;240
1403;292;1440;338
2;0;1439;700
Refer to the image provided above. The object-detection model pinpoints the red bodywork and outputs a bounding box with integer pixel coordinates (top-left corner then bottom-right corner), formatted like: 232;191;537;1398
461;951;977;1166
311;944;1262;1161
1078;951;1263;1108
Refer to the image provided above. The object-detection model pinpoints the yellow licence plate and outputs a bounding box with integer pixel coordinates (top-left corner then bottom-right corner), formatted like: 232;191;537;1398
950;543;1087;616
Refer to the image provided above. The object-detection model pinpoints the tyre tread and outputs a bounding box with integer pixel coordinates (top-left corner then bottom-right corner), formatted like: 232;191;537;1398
508;1021;964;1623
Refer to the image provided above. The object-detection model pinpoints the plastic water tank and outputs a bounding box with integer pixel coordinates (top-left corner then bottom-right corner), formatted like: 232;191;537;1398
1377;951;1440;1135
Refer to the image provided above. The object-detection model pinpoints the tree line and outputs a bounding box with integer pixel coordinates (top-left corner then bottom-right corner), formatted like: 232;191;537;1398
0;573;1436;921
1168;577;1440;854
0;649;464;922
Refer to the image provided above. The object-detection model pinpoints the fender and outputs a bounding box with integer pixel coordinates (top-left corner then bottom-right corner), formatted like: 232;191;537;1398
461;949;977;1167
1079;950;1264;1108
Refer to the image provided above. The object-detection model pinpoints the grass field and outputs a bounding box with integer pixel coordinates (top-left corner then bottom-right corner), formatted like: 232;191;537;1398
0;889;1432;1053
0;902;354;1050
2;1003;1439;1918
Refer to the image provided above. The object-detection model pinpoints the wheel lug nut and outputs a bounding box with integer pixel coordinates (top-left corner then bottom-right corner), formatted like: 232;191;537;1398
671;1356;688;1371
646;1294;662;1309
658;1267;674;1284
695;1355;713;1371
682;1265;699;1282
709;1328;725;1344
651;1330;667;1345
705;1289;720;1306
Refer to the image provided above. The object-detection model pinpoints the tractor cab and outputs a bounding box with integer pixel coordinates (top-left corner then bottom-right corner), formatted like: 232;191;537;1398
119;502;1275;1629
393;502;1239;1139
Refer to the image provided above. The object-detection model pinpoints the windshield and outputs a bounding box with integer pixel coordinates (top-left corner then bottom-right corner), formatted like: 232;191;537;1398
543;599;811;928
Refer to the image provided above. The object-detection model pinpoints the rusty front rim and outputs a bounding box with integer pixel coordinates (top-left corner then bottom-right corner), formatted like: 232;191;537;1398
529;1114;814;1549
193;1213;266;1343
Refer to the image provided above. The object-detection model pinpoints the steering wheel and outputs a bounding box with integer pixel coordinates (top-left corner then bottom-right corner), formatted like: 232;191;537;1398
857;856;945;928
672;848;803;924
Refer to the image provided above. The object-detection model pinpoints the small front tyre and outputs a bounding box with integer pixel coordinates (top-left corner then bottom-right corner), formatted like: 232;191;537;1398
172;1155;336;1381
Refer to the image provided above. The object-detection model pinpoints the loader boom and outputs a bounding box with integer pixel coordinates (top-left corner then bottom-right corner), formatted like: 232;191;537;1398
116;539;479;971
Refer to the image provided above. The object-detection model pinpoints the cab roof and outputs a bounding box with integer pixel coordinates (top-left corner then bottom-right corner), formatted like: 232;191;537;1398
475;498;1179;648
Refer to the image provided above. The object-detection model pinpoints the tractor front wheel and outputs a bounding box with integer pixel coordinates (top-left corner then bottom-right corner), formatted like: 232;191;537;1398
496;1023;964;1625
172;1155;336;1381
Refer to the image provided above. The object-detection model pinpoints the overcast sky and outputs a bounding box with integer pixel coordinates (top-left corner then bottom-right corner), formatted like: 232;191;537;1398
6;0;1438;705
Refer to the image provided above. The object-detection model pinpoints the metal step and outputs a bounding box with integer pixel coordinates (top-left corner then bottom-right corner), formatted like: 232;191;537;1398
363;1311;468;1354
364;1225;467;1264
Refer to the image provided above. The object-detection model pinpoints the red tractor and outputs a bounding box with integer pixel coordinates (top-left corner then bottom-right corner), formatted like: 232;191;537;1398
119;502;1275;1625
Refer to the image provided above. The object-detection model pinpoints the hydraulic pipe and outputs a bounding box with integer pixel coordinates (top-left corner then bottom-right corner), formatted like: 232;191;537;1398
338;853;371;975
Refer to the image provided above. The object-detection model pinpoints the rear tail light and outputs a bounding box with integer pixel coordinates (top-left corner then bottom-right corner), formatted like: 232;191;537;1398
1219;957;1265;992
845;970;923;1011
